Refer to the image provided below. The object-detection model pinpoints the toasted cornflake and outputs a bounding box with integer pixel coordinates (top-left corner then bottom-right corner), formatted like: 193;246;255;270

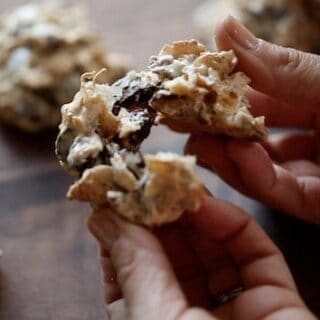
68;153;204;226
149;40;267;139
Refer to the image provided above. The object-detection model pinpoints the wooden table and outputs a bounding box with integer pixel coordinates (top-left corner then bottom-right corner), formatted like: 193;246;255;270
0;1;319;319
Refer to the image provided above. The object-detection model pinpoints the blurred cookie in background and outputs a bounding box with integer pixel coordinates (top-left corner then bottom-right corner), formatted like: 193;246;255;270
193;0;238;49
194;0;320;53
0;2;130;133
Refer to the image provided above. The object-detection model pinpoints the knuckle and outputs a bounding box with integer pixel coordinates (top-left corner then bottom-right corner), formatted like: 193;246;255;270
106;299;126;319
254;38;275;55
113;241;139;286
278;48;303;73
118;260;136;287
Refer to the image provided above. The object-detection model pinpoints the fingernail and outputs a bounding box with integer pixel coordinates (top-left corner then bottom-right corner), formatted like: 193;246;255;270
224;16;257;49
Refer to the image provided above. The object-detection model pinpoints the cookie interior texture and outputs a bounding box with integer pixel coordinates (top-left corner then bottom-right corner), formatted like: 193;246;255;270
68;149;204;226
56;39;267;225
0;2;128;132
194;0;320;53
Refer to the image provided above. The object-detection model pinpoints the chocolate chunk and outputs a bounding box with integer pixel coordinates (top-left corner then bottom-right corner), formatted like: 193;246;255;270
72;154;104;174
55;128;77;165
127;109;156;147
112;75;159;115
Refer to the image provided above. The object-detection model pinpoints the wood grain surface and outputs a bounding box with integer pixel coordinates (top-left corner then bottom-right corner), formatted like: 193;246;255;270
0;1;319;319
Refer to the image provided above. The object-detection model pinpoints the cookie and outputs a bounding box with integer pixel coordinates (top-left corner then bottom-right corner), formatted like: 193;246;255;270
237;0;320;52
194;0;320;53
0;2;129;132
149;40;266;139
56;40;266;226
68;150;204;226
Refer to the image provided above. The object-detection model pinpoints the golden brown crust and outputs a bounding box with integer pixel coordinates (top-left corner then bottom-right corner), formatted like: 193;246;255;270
68;154;205;226
56;39;268;226
152;95;267;139
150;42;267;139
160;40;207;58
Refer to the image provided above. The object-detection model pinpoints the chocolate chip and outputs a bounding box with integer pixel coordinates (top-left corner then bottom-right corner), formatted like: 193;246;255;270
112;74;159;115
129;111;154;146
45;35;61;50
204;91;217;105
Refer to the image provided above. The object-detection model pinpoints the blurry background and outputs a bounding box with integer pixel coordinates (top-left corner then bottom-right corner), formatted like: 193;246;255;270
0;1;318;319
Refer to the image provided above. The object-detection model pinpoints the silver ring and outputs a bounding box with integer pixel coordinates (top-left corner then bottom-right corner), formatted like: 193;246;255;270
212;286;244;306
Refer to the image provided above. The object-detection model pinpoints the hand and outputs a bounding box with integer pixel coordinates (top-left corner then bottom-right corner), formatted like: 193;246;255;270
87;197;316;320
186;16;320;224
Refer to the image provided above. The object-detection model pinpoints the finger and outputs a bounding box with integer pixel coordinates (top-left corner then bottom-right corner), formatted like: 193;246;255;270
186;196;297;292
247;88;316;129
89;224;125;314
100;255;122;304
87;207;188;320
179;217;242;296
178;308;215;320
153;223;205;283
226;140;320;224
215;16;320;109
213;287;315;320
184;134;246;194
92;237;122;305
187;135;320;224
154;224;212;308
160;118;197;134
208;264;241;296
106;299;127;320
262;132;318;162
282;160;320;177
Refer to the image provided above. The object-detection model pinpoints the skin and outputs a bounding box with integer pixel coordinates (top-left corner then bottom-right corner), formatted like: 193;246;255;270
186;16;320;224
87;17;319;320
87;196;316;320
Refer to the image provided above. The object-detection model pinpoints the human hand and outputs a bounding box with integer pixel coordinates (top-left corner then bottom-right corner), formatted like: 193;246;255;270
186;16;320;224
87;197;316;320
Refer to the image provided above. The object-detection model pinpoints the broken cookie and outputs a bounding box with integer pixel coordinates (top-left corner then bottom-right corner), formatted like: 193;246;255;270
0;2;129;132
56;40;267;226
68;149;204;226
149;40;266;139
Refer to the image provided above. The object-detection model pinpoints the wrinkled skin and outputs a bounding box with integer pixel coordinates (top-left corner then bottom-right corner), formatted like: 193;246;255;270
87;17;319;320
186;16;320;225
88;196;316;320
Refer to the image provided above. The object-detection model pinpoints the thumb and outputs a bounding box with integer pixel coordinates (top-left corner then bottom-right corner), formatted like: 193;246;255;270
87;208;189;320
215;16;320;108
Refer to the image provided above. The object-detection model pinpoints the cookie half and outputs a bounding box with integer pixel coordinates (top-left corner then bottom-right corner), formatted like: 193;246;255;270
68;150;204;226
